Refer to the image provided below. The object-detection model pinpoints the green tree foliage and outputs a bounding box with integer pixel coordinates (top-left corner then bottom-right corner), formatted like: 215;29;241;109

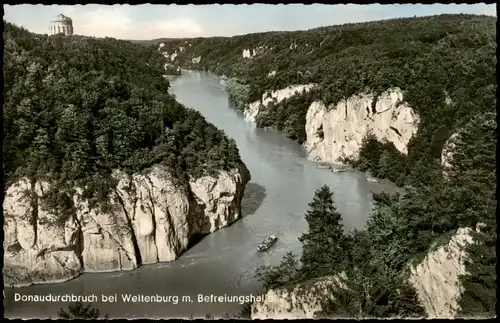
352;132;384;172
254;185;346;290
3;22;243;215
318;265;425;319
58;302;107;319
154;14;495;185
255;252;300;290
255;90;317;143
348;133;408;185
226;78;250;111
137;16;495;318
454;113;497;318
299;185;346;279
255;186;427;318
314;192;426;319
255;110;495;317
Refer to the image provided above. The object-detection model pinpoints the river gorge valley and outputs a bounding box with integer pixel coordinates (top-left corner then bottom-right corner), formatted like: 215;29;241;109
3;10;496;319
3;72;401;319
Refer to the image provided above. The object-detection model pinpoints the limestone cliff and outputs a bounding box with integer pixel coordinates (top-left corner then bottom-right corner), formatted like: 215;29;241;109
243;84;315;123
408;227;476;319
3;164;250;287
242;87;419;164
251;274;347;319
304;89;419;163
250;228;475;319
441;132;459;177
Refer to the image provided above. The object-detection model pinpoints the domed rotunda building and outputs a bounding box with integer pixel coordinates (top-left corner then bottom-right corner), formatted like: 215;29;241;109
49;14;74;36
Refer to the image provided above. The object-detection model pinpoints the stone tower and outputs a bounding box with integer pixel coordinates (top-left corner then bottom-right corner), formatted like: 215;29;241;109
49;14;74;36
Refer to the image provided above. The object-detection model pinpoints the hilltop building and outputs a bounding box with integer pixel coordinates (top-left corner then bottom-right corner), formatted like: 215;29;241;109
49;14;74;36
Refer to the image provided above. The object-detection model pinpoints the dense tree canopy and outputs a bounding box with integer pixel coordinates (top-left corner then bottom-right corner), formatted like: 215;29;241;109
3;22;242;213
153;14;496;186
255;186;426;318
152;18;496;317
255;110;496;318
4;13;494;319
298;185;346;279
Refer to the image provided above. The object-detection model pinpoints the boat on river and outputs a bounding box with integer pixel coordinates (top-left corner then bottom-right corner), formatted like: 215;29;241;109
316;163;332;169
257;234;278;252
331;166;347;173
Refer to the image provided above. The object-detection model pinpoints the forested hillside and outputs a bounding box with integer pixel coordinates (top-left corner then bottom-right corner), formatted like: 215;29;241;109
255;111;496;318
3;22;242;213
150;14;496;318
155;14;496;186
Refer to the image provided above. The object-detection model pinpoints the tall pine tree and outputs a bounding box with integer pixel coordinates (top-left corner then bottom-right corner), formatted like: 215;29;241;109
299;185;346;279
453;113;497;318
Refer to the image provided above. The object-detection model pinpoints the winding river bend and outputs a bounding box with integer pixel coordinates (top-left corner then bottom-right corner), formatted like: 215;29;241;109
4;71;400;319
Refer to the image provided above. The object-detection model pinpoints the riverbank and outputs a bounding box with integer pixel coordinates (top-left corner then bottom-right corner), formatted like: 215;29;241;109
4;71;401;319
173;70;407;191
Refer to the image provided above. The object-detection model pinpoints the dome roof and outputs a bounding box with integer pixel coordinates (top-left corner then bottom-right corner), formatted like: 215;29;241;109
52;14;72;22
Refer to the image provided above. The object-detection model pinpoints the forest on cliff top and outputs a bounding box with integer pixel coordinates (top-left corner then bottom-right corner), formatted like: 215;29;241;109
148;14;496;318
154;14;496;187
255;111;496;318
3;22;242;213
3;14;496;319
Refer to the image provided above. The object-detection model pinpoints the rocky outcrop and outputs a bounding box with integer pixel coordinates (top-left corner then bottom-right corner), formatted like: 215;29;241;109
408;227;475;318
251;273;347;319
242;87;418;163
3;180;83;287
244;84;315;123
3;164;250;287
304;89;419;163
242;46;268;59
441;132;459;172
251;227;476;319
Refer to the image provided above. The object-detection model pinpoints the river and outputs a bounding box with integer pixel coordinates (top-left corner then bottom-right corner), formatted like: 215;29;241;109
4;71;401;319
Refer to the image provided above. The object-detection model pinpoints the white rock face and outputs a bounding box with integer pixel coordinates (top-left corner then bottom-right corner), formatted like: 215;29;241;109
244;101;263;123
242;49;252;59
164;63;181;75
3;165;250;287
304;89;419;163
158;43;165;50
251;227;476;319
3;179;82;287
189;170;245;232
441;132;458;170
408;227;475;318
267;70;277;77
72;183;138;273
243;84;316;123
192;56;201;64
159;49;179;62
251;274;346;319
242;46;267;59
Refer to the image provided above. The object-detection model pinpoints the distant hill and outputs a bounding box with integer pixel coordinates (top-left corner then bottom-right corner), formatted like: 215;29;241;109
127;37;185;46
154;14;496;186
146;14;497;319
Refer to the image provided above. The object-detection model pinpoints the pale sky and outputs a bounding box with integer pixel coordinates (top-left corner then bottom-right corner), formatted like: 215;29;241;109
3;4;497;40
